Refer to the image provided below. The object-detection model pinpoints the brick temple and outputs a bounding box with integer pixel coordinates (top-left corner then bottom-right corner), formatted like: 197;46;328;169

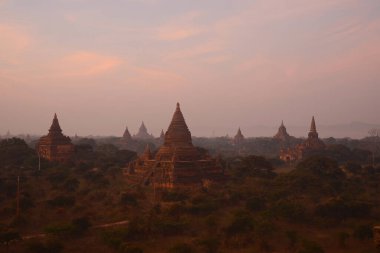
233;128;245;146
129;103;224;188
134;121;154;140
280;116;325;161
273;121;292;142
36;114;74;162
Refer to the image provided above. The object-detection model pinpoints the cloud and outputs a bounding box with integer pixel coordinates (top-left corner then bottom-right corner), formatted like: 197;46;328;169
56;51;123;77
166;40;224;60
0;24;32;65
155;11;203;41
157;26;202;41
127;66;184;88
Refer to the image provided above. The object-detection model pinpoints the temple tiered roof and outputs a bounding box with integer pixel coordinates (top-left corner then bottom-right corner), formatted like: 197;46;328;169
233;127;245;145
274;121;292;141
134;121;153;140
280;116;325;161
123;125;132;141
129;103;224;188
155;103;200;161
36;114;74;162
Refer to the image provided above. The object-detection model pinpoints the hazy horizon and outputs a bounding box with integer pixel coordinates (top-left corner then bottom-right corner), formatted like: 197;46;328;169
1;0;380;137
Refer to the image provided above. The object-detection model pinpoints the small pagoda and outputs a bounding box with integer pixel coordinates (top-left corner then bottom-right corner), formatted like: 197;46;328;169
134;122;154;140
129;103;224;188
122;125;133;142
273;121;292;142
280;116;325;161
233;128;245;146
36;114;74;162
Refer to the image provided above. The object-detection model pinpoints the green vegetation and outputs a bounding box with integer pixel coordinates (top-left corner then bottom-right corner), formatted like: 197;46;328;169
0;138;379;252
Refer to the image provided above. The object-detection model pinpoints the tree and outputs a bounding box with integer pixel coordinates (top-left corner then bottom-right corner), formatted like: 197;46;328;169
0;230;21;253
169;243;194;253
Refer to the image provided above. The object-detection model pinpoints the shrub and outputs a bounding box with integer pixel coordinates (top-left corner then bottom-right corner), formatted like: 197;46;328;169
101;228;128;249
71;217;91;235
25;240;63;253
315;200;371;221
121;245;144;253
120;192;138;206
153;219;188;236
169;242;194;253
246;196;266;212
298;240;324;253
47;195;75;208
225;212;254;237
353;225;373;240
197;236;220;253
272;200;307;222
162;190;189;202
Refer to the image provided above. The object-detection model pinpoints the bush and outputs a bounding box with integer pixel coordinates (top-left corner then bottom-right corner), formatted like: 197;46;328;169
169;243;194;253
197;236;220;253
353;225;373;240
153;219;188;236
315;200;371;221
246;196;266;212
25;240;63;253
162;190;189;202
72;217;91;235
120;192;138;206
101;228;128;249
272;200;307;222
225;212;254;237
47;195;75;208
298;240;324;253
121;246;144;253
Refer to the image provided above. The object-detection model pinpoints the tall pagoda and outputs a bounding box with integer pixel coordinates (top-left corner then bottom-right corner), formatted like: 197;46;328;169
129;103;224;188
233;127;245;146
36;114;74;162
280;116;325;161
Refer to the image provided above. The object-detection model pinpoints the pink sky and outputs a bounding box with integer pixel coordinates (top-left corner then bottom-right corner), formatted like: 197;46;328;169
0;0;379;137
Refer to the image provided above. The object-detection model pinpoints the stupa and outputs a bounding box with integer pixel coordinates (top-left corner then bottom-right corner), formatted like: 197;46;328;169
36;114;74;162
233;128;245;146
134;122;154;140
273;121;292;141
122;125;133;142
280;116;325;161
129;103;224;188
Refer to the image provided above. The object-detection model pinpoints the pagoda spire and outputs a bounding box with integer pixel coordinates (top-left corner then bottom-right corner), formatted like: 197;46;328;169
164;102;192;146
49;113;62;134
142;144;152;160
310;116;317;133
123;125;132;140
308;116;319;139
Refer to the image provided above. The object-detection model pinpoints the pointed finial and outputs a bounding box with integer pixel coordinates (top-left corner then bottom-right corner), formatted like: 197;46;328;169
281;120;284;126
310;116;317;133
176;102;180;109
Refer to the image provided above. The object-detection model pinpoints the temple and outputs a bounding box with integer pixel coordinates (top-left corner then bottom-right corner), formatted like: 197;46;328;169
159;129;165;141
134;121;154;140
128;103;224;188
273;121;292;141
36;114;74;162
233;128;245;146
280;117;325;161
122;125;133;142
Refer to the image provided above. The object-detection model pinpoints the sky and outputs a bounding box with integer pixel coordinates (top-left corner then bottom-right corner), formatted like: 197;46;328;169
1;0;380;138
